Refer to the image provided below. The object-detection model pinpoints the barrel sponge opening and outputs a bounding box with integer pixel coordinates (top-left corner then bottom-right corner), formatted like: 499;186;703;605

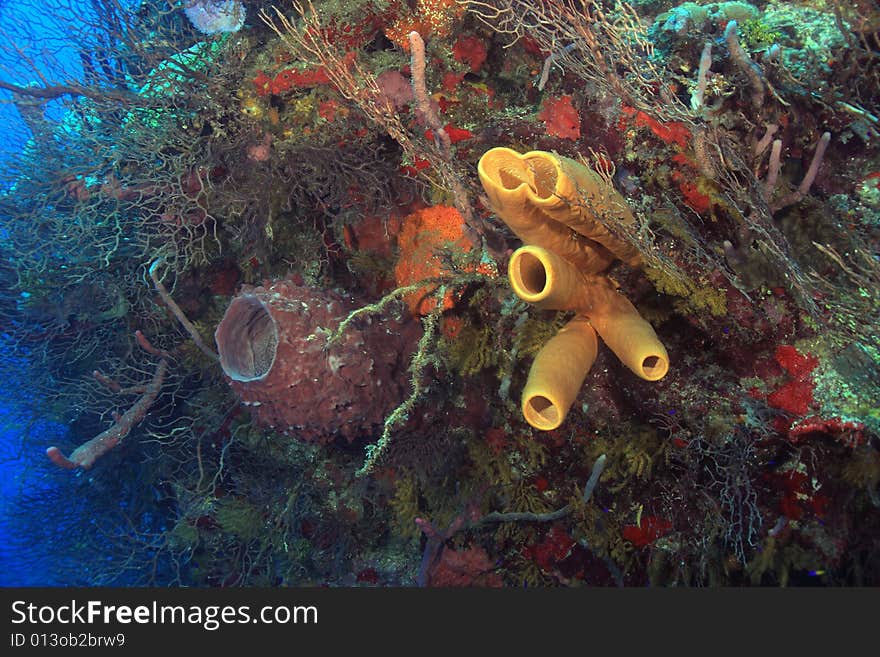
215;295;279;382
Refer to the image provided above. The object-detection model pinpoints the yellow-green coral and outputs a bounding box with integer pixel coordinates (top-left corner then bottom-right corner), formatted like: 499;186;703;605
169;519;200;549
468;434;515;489
645;265;728;316
841;447;880;491
445;324;497;376
739;18;782;51
584;425;669;498
746;535;823;587
512;313;567;358
390;471;422;540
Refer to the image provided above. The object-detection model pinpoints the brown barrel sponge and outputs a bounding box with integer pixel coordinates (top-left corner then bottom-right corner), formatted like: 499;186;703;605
215;279;418;443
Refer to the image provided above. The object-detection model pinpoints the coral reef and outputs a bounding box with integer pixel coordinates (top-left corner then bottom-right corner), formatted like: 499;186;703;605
1;0;879;589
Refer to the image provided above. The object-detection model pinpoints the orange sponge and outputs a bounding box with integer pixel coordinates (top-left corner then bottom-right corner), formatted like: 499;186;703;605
394;205;474;315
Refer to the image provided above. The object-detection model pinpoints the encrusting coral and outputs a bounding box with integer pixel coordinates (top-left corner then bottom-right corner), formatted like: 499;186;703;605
477;147;669;430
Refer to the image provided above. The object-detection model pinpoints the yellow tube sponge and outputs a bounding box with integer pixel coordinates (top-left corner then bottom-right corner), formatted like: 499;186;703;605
508;245;668;381
478;147;669;430
589;308;669;381
478;147;642;273
521;316;598;431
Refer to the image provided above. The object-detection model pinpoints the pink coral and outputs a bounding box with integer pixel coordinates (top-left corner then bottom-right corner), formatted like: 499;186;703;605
247;134;272;162
428;546;503;587
376;70;414;110
537;95;581;140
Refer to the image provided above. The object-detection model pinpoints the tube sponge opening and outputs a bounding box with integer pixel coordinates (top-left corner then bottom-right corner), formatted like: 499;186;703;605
521;317;598;431
509;248;548;299
524;395;561;431
641;355;668;380
508;245;591;312
590;313;670;382
215;295;279;382
478;147;559;199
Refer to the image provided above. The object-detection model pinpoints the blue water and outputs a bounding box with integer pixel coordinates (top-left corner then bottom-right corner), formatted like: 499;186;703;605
0;335;174;586
0;0;154;587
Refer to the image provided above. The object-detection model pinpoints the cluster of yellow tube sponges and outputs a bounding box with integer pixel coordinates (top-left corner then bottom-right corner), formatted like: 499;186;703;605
477;147;669;430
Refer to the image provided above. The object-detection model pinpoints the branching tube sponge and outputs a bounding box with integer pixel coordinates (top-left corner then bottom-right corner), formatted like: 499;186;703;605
479;147;669;430
508;245;668;383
